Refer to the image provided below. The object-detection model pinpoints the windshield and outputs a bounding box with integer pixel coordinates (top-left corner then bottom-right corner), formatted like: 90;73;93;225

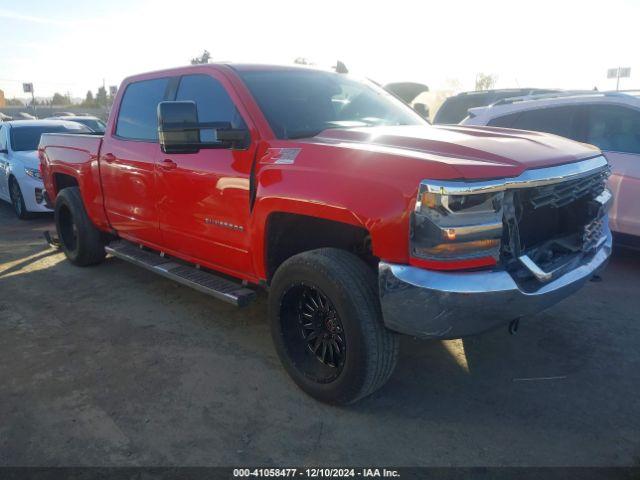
10;123;90;151
238;69;426;139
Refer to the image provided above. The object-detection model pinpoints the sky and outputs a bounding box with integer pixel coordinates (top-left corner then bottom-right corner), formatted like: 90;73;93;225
1;0;639;100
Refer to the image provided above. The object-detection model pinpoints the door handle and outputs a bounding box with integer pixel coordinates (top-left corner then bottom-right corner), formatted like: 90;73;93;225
160;159;177;170
102;153;116;163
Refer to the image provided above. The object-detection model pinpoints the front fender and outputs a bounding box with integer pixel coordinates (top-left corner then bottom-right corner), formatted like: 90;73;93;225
249;165;413;280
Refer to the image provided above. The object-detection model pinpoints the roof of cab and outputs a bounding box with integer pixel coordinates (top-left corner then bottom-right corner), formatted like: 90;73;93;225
121;62;336;84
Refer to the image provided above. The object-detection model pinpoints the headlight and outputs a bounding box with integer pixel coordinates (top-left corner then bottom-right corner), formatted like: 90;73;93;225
24;167;42;180
410;184;504;270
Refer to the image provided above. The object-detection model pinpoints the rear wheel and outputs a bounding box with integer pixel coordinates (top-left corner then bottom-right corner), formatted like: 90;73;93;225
269;248;399;404
9;177;30;220
54;187;106;266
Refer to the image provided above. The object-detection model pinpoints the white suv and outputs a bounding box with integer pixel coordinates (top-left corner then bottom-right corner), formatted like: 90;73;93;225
462;91;640;245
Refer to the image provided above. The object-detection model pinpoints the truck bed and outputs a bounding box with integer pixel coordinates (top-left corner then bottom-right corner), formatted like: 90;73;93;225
39;132;103;161
39;132;107;229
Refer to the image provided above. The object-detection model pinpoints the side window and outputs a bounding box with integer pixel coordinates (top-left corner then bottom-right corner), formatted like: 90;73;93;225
508;106;580;140
0;126;6;151
116;78;169;141
176;74;246;142
586;105;640;154
487;112;522;128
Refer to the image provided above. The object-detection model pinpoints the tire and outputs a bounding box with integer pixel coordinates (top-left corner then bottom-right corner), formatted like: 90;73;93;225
269;248;399;405
9;177;31;220
54;187;106;266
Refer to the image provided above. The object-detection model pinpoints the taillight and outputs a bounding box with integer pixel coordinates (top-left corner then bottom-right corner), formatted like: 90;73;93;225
38;151;46;179
410;186;504;270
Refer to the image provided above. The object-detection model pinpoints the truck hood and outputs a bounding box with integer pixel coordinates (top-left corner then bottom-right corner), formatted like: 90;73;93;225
10;150;39;170
311;125;601;180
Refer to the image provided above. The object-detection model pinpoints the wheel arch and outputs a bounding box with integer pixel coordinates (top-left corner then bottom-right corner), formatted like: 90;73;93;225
262;211;375;283
52;172;79;193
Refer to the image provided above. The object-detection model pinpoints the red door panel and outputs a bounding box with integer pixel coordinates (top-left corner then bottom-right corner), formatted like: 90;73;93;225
156;150;254;276
100;138;162;245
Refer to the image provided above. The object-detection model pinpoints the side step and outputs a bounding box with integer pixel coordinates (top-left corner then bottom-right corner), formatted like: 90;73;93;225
104;240;257;307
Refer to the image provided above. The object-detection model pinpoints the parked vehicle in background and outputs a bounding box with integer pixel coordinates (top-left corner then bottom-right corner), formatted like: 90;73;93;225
433;88;562;125
46;115;106;133
0;120;91;218
52;112;76;117
15;112;37;120
384;82;430;119
462;91;640;246
40;64;612;404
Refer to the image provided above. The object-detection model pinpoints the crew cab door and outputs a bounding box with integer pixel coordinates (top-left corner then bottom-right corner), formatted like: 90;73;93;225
100;77;170;245
155;73;257;278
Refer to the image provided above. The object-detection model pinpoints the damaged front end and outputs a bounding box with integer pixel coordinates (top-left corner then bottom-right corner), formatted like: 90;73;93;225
502;165;611;288
378;155;612;339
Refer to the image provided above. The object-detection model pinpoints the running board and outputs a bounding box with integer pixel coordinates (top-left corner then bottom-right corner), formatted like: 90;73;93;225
104;240;256;307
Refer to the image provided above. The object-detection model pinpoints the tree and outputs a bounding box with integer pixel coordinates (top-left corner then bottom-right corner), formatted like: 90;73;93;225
52;92;71;105
190;50;211;65
82;90;95;107
475;73;497;91
6;98;24;106
96;86;108;107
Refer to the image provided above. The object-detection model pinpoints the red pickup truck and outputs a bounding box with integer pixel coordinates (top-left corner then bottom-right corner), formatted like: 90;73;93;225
39;64;612;404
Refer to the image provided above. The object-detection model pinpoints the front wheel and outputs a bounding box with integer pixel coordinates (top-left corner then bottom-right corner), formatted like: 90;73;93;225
269;248;399;405
9;177;30;220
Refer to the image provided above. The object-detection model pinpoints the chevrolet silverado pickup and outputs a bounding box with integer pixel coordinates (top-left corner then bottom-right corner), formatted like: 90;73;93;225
39;64;612;404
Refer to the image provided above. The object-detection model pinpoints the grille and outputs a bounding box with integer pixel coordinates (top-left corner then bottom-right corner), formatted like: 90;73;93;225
583;215;605;252
503;166;609;264
527;169;609;209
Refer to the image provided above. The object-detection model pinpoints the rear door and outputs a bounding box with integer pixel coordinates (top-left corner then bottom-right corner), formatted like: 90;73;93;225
584;104;640;236
100;77;170;246
0;125;9;200
155;72;256;277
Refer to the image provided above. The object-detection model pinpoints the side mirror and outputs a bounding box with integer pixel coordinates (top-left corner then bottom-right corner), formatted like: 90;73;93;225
158;101;249;154
413;102;430;120
158;101;201;154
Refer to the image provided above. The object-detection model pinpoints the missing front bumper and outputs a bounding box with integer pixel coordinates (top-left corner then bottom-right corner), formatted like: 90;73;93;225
378;230;612;339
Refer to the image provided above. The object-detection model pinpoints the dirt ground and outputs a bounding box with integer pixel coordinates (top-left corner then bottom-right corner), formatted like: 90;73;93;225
1;202;639;467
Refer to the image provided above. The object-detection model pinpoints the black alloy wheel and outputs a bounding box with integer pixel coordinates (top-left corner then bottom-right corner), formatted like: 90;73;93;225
296;285;347;379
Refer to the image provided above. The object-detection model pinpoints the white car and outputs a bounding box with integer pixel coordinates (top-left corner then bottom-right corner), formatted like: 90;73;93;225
45;115;107;133
462;91;640;245
0;120;91;219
